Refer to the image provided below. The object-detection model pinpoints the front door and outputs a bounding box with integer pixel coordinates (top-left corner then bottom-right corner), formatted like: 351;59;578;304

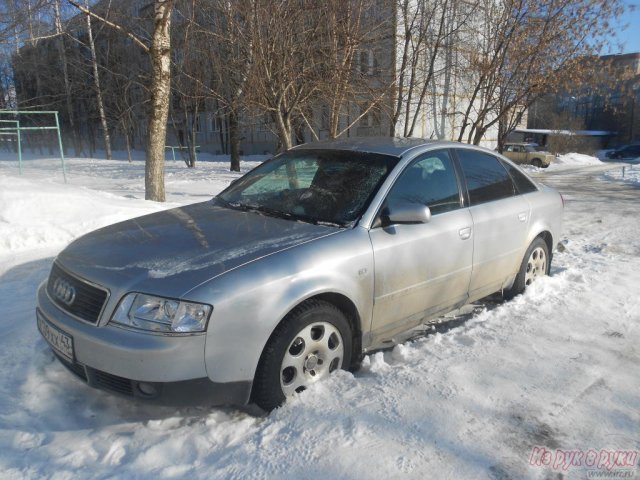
369;149;473;343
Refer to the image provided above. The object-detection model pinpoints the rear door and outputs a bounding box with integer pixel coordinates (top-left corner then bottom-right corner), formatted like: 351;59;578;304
455;149;530;301
369;149;473;341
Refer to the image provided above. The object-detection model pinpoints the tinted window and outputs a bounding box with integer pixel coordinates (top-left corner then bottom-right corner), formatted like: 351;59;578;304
626;146;640;156
503;162;538;194
456;149;516;205
386;150;461;215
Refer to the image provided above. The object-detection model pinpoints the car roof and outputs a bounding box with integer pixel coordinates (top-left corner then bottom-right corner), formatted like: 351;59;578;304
291;136;449;157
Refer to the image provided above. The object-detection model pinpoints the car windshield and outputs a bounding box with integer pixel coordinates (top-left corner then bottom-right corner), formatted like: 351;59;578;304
217;149;399;226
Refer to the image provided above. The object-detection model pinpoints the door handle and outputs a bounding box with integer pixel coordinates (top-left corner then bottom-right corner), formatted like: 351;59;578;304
518;212;528;222
459;227;472;240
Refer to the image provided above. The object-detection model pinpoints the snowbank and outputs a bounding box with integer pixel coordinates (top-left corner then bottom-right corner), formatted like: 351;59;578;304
0;176;170;254
547;152;603;170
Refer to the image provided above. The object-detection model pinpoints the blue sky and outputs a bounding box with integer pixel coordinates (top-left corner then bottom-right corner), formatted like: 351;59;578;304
611;1;640;53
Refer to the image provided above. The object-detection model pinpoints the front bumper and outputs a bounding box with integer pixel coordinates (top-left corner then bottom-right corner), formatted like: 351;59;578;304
51;350;251;406
36;282;252;405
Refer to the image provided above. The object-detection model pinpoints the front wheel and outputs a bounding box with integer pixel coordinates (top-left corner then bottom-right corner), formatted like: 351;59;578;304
504;237;550;300
251;300;352;411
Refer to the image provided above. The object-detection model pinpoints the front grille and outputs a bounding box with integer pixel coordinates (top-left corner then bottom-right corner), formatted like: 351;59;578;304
47;263;108;324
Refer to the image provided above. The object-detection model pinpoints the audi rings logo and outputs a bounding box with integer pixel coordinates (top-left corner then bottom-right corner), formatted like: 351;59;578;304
52;277;76;306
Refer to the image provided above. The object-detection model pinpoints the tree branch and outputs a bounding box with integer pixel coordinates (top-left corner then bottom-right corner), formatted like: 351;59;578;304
66;0;149;53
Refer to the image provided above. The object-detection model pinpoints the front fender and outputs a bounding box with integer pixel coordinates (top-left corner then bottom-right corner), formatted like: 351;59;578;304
186;227;374;386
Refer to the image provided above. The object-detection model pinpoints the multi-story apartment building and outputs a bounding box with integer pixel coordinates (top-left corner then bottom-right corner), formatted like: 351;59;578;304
12;0;505;156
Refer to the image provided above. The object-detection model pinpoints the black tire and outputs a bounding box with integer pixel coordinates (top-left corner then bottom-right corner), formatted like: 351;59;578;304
531;158;543;168
251;299;353;411
504;237;550;300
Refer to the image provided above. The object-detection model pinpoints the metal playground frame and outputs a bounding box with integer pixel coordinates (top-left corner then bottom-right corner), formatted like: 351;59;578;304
0;110;67;182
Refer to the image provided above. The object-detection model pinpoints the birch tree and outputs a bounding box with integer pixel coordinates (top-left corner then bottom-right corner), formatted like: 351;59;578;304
69;0;176;202
84;0;111;159
391;0;475;138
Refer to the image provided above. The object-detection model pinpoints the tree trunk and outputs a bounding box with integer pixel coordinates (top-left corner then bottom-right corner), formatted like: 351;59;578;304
229;110;240;172
54;0;83;156
274;110;293;152
218;112;227;154
189;124;197;168
189;104;198;168
85;0;112;159
123;118;132;162
145;0;175;202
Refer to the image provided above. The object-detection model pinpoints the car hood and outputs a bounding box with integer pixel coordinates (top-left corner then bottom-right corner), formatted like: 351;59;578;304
56;201;339;298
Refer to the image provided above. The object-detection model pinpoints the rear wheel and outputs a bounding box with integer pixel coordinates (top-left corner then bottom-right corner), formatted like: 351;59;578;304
504;237;549;300
531;158;543;168
252;300;352;411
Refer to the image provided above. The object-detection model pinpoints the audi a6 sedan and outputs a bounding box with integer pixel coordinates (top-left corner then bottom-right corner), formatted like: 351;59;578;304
37;138;563;411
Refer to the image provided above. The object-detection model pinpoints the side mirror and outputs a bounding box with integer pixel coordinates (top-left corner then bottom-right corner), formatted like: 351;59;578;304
380;203;431;226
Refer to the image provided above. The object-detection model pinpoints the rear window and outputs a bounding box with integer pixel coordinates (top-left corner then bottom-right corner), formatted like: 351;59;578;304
502;162;538;194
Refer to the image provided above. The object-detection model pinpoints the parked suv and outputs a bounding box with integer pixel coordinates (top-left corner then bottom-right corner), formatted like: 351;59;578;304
502;143;555;168
37;138;563;411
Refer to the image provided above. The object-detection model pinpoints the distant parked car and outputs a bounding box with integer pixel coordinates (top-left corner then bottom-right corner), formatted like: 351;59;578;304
605;144;640;160
37;138;563;411
502;143;555;168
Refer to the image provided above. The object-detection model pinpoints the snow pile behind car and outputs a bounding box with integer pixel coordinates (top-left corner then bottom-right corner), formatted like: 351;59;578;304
547;152;603;170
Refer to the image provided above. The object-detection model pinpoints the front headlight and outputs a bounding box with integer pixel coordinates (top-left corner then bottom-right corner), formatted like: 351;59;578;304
110;293;212;334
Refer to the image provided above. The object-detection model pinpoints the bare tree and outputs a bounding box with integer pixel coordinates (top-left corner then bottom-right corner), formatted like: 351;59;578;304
187;0;254;171
455;0;626;147
390;0;473;137
247;0;325;151
69;0;176;201
55;0;85;155
84;0;111;159
314;0;381;139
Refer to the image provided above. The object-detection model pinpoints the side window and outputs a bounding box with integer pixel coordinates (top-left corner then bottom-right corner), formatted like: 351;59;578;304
456;149;516;205
386;150;461;215
502;161;538;194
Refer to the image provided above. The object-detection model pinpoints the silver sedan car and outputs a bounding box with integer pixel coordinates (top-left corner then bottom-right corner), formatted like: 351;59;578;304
36;138;563;411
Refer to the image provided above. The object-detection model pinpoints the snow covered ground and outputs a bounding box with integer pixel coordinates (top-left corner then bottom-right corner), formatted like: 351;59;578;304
0;152;638;479
550;152;604;169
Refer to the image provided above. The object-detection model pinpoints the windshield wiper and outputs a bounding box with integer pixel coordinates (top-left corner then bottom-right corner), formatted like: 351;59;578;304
240;203;297;221
216;198;345;228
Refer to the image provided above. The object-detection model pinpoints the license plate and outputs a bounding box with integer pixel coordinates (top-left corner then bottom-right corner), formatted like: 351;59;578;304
37;311;74;362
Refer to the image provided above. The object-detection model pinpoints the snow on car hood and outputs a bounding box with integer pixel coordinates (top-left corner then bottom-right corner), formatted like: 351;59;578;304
55;200;339;297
